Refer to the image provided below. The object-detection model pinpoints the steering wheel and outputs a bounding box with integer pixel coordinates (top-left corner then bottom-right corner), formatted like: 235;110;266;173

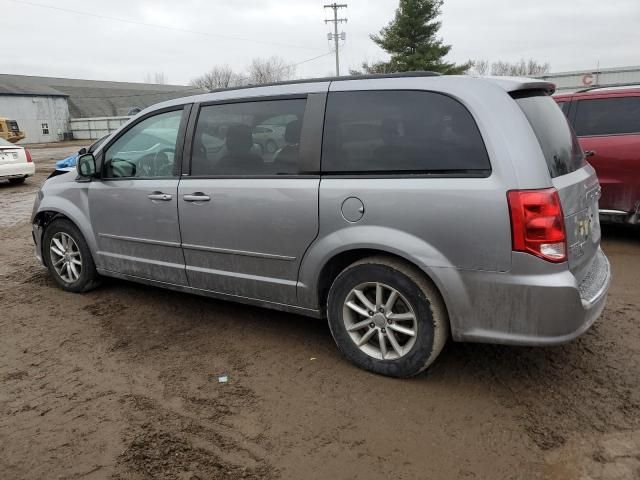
154;148;175;176
138;148;174;177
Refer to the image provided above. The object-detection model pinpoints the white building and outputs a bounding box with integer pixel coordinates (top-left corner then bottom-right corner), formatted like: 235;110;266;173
0;74;201;144
539;65;640;93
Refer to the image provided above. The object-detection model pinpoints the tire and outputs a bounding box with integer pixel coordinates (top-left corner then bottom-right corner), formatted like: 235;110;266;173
8;177;26;185
43;218;100;293
327;256;449;378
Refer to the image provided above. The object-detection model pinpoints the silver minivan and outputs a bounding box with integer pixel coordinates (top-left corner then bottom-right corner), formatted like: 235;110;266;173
32;73;611;377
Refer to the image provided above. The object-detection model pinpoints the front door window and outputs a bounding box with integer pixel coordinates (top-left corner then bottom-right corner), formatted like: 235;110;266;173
103;110;183;178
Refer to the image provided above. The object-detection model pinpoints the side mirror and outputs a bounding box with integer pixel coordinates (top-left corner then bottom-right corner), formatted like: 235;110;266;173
77;153;97;177
78;147;87;155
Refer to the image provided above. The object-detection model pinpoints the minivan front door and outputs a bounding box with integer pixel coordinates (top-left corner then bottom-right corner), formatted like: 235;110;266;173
178;97;322;305
89;107;190;285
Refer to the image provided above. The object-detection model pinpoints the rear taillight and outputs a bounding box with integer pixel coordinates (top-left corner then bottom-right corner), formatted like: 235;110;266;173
25;149;32;162
507;188;567;263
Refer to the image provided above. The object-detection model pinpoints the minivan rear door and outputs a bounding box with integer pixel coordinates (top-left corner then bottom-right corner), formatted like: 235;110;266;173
515;91;601;282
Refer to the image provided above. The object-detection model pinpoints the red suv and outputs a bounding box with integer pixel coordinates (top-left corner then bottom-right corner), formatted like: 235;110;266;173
555;86;640;224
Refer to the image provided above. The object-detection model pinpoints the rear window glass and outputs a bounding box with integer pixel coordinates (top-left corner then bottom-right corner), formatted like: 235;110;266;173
574;97;640;136
514;91;585;178
321;91;490;174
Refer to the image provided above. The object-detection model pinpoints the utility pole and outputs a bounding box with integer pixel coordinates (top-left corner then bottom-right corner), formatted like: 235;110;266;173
324;3;347;76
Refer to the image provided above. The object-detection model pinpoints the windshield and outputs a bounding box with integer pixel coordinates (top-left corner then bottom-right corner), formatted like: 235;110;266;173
513;90;585;178
89;135;109;153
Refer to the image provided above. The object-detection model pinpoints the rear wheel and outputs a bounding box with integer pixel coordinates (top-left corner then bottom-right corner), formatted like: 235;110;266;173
8;177;26;185
43;219;100;293
327;256;448;377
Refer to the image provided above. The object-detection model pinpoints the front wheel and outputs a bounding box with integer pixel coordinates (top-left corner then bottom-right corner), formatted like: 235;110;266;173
327;257;449;378
43;218;100;293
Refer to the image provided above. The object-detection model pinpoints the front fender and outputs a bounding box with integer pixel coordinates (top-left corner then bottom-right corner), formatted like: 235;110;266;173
297;225;453;309
34;184;98;263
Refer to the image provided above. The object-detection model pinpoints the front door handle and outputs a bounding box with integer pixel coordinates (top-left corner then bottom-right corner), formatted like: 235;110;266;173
148;192;172;201
183;192;211;202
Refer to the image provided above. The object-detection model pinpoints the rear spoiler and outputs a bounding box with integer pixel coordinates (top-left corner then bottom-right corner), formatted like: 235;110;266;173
482;76;556;95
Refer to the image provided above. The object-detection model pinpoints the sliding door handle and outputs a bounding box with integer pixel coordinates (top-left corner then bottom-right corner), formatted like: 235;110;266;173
183;193;210;202
147;192;172;201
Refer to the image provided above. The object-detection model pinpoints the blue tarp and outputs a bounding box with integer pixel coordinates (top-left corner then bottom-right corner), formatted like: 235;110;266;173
56;154;78;169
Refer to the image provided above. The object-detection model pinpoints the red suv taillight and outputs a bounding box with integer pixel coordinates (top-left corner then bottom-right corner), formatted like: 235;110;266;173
25;149;33;162
507;188;567;263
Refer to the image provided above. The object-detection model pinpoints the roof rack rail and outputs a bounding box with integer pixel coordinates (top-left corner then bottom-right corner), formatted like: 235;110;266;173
576;82;640;93
207;71;441;94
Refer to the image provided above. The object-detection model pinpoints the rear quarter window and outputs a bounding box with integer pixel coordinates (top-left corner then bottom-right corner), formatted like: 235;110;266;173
321;90;491;175
574;96;640;136
514;91;585;178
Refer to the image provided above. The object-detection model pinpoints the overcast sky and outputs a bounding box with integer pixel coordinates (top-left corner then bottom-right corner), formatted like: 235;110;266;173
3;0;639;85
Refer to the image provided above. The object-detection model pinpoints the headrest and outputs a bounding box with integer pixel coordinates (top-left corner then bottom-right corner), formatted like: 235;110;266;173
226;124;253;154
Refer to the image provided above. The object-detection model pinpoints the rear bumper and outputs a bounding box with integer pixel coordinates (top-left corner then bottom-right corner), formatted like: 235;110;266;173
599;202;640;225
0;162;35;179
440;249;611;346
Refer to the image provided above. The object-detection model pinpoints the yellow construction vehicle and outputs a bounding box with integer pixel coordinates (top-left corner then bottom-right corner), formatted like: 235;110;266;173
0;118;26;143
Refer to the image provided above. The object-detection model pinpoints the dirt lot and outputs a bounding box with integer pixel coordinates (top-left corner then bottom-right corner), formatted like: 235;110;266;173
1;146;639;480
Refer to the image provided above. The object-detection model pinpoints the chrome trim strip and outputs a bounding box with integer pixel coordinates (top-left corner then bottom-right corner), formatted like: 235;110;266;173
96;251;185;269
98;233;181;248
186;264;297;287
182;243;296;261
97;234;296;261
599;209;628;216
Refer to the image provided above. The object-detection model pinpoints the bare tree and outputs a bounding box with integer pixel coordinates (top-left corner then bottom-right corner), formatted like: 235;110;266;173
144;72;168;84
489;59;550;76
247;56;295;85
190;57;296;90
191;65;244;91
468;59;550;77
468;59;490;76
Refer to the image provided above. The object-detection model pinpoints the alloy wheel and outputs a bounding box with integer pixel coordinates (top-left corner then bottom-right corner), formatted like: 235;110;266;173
343;282;418;360
50;232;83;283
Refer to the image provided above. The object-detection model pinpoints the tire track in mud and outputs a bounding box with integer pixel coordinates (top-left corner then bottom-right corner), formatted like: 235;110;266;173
449;317;640;452
443;297;640;458
81;285;279;479
3;153;640;479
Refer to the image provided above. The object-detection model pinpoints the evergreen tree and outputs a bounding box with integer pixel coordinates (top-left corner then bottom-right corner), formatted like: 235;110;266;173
368;0;469;74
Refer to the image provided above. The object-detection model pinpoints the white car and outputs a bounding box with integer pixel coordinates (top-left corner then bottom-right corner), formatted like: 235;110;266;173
0;138;34;184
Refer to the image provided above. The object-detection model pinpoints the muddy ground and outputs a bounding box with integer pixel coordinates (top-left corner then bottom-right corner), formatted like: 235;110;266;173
0;146;639;480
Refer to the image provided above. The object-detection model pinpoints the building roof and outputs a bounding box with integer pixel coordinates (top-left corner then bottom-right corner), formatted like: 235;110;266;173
0;74;203;118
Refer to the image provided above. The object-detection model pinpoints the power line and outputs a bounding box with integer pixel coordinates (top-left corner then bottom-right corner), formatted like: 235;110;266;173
7;0;323;51
64;52;334;99
324;3;347;76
